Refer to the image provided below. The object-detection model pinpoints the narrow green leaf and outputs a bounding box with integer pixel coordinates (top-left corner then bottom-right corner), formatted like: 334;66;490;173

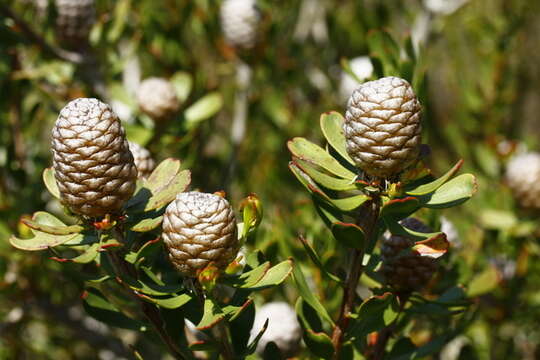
129;216;163;232
294;159;356;191
144;170;191;211
330;194;370;212
43;167;60;199
244;319;268;356
380;197;420;220
347;293;398;341
405;160;464;196
10;232;78;251
83;288;147;331
170;71;193;103
222;299;253;321
331;222;366;249
241;259;293;290
467;265;500;297
298;236;343;284
287;137;356;180
295;298;334;359
422;174;477;209
138;293;192;309
292;263;334;325
21;218;84;235
196;298;225;330
184;92;223;129
70;243;100;263
320;111;355;165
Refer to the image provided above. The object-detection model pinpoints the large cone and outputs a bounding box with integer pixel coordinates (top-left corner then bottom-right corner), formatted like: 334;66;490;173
344;76;422;178
220;0;261;50
52;98;137;217
55;0;95;47
162;192;238;277
505;152;540;209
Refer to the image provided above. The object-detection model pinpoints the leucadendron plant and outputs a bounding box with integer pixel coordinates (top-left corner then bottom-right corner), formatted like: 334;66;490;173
288;76;477;359
10;98;291;360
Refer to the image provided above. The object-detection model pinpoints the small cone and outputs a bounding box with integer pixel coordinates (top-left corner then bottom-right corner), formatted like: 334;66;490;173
128;141;155;179
220;0;261;50
162;192;238;277
136;77;180;121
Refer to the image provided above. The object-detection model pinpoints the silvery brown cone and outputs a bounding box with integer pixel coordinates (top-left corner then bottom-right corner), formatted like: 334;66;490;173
55;0;95;47
162;192;239;277
136;77;180;122
344;76;422;178
51;98;137;218
220;0;261;50
128;141;155;179
380;218;438;291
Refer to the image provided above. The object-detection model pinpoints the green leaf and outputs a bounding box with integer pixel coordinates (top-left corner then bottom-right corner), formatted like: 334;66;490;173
137;293;192;309
223;299;253;322
10;230;79;251
295;298;335;359
405;160;464;196
367;30;400;75
125;238;162;267
229;262;270;288
288;137;356;180
320;111;355;165
421;174;477;209
43;167;60;199
129;215;164;232
68;243;100;263
347;293;399;341
127;158;191;212
388;336;448;360
294;159;357;191
479;209;517;231
331;222;366;249
330;194;370;212
21;218;84;235
292;263;334;325
298;236;343;284
380;197;420;220
107;0;130;42
170;71;193;103
244;319;268;356
196;298;225;330
240;259;293;290
467;265;500;297
83;288;147;331
239;194;263;239
184;92;223;130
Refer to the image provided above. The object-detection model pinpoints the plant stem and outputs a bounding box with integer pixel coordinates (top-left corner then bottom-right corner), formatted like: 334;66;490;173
108;228;188;360
331;198;381;359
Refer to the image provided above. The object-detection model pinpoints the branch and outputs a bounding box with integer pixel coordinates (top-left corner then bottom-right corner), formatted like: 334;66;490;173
108;227;190;360
331;198;381;359
0;4;84;64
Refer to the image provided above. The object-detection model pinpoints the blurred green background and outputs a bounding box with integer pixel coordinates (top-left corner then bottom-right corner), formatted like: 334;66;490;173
1;0;540;358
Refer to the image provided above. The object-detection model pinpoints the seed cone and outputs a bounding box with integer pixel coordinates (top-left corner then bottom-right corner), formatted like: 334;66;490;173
220;0;261;50
380;218;437;291
136;78;180;121
162;192;238;277
344;76;422;178
505;152;540;209
128;141;155;179
55;0;95;47
52;98;137;218
250;301;302;357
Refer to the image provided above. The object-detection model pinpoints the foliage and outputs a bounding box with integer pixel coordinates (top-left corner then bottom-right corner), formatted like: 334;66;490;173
1;0;540;359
